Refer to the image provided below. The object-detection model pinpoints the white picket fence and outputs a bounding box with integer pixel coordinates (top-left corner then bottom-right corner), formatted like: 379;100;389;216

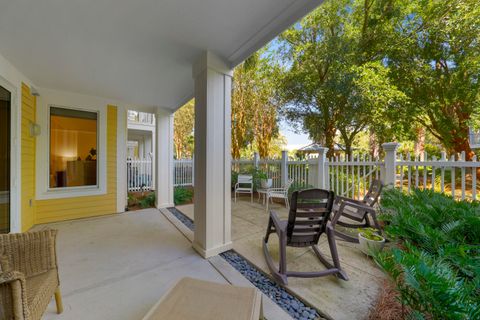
174;159;194;186
127;158;153;191
170;143;480;202
396;151;479;201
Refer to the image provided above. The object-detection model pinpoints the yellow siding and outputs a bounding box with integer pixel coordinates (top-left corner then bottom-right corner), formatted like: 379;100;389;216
21;83;36;231
35;105;118;224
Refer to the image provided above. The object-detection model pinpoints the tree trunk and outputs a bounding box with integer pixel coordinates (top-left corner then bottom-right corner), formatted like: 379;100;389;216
414;126;426;160
324;125;336;159
369;129;379;159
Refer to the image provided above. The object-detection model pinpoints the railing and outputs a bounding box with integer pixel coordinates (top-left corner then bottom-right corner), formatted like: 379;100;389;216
127;157;153;191
170;144;479;202
174;159;194;186
127;111;155;126
396;152;479;201
328;155;382;200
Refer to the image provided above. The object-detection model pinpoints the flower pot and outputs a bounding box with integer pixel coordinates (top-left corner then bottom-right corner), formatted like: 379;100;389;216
260;179;272;189
358;232;385;256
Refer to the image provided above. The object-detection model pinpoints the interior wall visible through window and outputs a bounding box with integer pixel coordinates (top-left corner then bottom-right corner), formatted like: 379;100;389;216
49;107;98;188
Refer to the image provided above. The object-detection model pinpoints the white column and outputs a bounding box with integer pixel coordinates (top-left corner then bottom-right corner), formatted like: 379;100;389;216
316;147;329;189
155;109;174;208
116;106;127;212
382;142;399;187
192;51;233;258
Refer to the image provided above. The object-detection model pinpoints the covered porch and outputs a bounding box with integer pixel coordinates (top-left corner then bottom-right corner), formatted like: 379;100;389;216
175;199;384;320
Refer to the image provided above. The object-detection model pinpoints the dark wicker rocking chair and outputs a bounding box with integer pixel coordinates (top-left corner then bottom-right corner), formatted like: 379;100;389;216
263;189;348;286
333;179;383;243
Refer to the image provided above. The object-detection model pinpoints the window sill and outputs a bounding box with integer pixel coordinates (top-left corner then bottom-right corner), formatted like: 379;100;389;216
36;186;106;200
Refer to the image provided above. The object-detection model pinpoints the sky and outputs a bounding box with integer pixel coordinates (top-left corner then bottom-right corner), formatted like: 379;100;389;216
279;120;312;151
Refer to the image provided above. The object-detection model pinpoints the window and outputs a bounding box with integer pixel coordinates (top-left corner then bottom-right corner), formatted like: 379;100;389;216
49;107;98;188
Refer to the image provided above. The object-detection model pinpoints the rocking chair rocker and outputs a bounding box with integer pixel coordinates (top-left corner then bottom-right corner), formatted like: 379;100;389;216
263;189;348;286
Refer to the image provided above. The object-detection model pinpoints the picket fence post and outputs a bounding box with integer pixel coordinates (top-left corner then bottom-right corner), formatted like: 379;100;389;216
315;147;329;189
253;152;260;170
281;151;288;187
382;142;400;187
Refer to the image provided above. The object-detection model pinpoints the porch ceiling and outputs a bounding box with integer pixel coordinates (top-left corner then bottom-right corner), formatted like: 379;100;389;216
0;0;322;110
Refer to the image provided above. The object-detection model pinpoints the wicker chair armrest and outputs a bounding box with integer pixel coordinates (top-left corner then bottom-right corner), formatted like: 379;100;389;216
268;188;286;192
0;271;26;285
0;271;29;320
269;211;287;235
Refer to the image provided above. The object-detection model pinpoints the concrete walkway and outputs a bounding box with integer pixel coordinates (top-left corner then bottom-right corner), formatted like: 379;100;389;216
178;198;384;320
33;209;228;320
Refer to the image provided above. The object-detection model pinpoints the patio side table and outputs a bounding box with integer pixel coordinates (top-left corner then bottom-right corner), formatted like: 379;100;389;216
257;188;270;206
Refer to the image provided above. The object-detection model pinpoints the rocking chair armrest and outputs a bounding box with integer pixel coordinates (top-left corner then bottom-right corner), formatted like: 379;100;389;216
331;200;376;226
269;211;287;235
342;201;376;215
334;196;365;206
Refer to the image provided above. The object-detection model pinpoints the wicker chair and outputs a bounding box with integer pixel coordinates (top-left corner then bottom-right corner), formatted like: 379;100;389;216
0;230;63;320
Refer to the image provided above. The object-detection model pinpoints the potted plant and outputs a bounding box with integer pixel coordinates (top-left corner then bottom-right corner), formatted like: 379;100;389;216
358;228;385;255
258;171;272;189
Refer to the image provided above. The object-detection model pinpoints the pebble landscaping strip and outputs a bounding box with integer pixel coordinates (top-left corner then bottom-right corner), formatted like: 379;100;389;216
167;207;195;231
168;207;324;320
220;251;323;320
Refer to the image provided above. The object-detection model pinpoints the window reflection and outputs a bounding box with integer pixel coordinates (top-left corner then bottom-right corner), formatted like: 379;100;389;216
50;107;98;188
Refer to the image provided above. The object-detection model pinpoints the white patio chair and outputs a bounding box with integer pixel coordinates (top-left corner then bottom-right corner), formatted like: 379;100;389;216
234;174;253;203
266;179;294;211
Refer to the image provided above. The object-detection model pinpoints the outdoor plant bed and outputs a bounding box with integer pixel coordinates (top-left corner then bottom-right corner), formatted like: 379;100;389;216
168;207;326;320
127;191;156;211
375;189;480;319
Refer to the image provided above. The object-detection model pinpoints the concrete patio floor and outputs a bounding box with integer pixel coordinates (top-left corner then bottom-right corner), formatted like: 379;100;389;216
32;209;230;320
177;197;385;320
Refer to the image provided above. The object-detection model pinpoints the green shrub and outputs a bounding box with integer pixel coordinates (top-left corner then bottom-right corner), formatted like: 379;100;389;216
139;193;155;208
174;187;193;205
376;189;480;319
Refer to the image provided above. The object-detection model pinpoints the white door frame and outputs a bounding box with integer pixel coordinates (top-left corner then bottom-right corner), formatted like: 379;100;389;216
0;75;20;233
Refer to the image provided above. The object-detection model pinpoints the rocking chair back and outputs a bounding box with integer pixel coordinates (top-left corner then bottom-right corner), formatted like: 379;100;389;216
286;189;334;247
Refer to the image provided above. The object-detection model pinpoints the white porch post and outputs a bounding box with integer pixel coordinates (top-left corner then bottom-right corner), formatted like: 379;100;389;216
382;142;399;187
192;52;233;258
116;106;127;212
155;109;174;208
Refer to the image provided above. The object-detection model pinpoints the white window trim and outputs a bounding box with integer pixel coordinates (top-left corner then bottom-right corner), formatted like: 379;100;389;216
0;75;18;232
36;104;107;200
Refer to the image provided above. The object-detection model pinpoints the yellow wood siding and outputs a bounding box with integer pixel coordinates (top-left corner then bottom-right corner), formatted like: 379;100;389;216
21;83;36;231
35;105;118;224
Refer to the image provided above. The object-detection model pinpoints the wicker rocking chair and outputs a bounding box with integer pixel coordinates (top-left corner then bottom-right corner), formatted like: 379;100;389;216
0;229;63;320
263;189;348;286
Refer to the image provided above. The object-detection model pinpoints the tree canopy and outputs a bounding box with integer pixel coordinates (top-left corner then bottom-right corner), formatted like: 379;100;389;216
273;0;480;159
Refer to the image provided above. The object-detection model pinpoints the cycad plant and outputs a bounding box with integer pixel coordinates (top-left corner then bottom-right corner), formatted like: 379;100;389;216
376;189;480;319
